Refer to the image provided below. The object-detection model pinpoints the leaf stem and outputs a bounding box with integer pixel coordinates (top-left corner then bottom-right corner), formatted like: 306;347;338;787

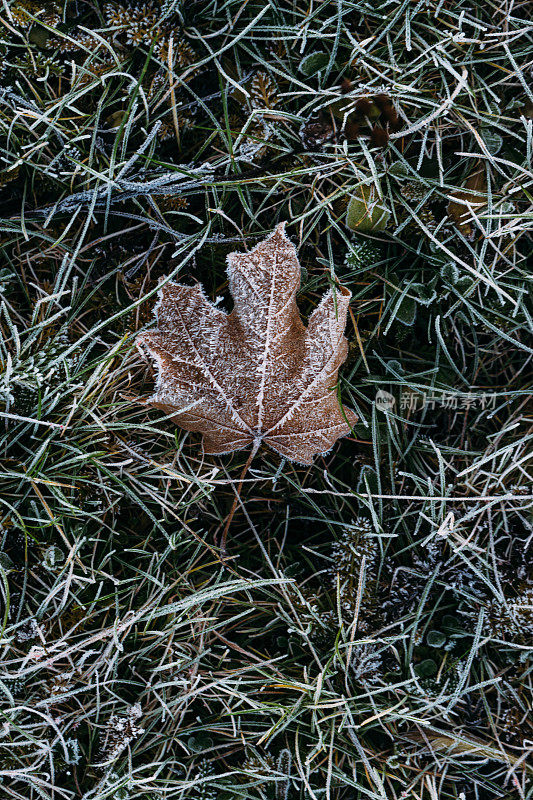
220;439;260;558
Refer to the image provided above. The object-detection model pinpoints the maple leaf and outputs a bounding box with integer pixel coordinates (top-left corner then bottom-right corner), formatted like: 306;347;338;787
137;224;357;465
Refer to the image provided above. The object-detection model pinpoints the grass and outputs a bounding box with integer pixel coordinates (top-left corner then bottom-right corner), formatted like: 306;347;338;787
1;0;532;798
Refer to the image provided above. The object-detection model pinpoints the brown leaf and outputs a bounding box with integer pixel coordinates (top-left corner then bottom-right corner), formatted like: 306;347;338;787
137;225;357;465
250;71;279;109
447;167;487;239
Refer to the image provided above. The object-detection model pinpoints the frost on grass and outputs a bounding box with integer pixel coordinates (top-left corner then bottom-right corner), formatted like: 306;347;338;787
1;0;532;797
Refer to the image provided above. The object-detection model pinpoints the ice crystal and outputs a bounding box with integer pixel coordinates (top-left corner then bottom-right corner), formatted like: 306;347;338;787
192;759;218;800
104;2;160;46
0;330;82;412
10;0;60;28
250;71;279;109
350;641;383;684
97;703;144;766
15;618;40;643
236;119;276;164
484;586;533;640
329;519;379;627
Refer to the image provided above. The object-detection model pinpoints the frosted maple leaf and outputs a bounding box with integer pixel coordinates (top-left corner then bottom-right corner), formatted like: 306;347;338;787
137;224;357;465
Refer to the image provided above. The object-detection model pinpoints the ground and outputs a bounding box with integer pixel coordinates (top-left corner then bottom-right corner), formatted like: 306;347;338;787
0;1;532;799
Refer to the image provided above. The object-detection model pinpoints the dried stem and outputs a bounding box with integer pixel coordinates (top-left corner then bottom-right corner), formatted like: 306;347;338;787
219;440;260;557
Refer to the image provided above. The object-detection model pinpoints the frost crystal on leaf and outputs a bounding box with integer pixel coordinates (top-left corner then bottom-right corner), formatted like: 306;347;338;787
350;642;383;685
137;224;357;464
15;618;41;643
98;703;144;767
